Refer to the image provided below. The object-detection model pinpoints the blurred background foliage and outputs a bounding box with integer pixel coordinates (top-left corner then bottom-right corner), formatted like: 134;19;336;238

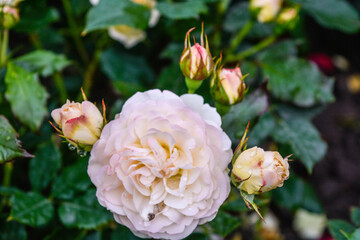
0;0;360;239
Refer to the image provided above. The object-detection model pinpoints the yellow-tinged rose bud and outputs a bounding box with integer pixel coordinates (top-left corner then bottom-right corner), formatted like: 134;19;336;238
276;7;299;31
232;146;290;194
180;24;214;92
250;0;282;23
210;57;247;105
51;100;104;150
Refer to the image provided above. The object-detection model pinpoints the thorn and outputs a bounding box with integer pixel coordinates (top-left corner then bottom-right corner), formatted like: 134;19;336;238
285;154;293;160
81;88;88;101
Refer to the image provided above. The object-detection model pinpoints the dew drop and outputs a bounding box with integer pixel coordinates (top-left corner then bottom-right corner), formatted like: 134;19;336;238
68;143;76;151
77;149;87;157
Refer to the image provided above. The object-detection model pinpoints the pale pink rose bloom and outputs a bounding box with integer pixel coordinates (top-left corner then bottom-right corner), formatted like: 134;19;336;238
51;100;103;145
88;90;232;239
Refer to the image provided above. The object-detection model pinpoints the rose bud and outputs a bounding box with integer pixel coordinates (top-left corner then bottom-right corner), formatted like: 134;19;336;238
232;146;290;195
1;5;19;29
180;23;214;93
250;0;282;23
276;7;299;32
210;57;247;106
51;100;104;151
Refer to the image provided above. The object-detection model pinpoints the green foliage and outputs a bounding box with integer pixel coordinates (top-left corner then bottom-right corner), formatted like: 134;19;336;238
157;1;208;20
4;63;48;131
209;210;242;237
10;191;54;227
262;58;334;107
222;89;268;141
100;48;155;97
58;189;112;229
29;141;62;192
15;50;71;77
271;116;327;172
85;0;150;33
290;0;360;33
329;220;356;240
272;175;323;213
0;221;27;240
0;115;32;163
351;207;360;227
51;157;92;200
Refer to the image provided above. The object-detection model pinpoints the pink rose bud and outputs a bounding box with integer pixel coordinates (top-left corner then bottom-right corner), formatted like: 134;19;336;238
51;100;104;150
180;23;214;92
250;0;282;23
1;6;19;29
210;57;247;105
232;146;290;194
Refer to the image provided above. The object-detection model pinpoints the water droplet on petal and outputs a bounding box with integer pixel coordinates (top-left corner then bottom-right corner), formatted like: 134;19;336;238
68;143;76;151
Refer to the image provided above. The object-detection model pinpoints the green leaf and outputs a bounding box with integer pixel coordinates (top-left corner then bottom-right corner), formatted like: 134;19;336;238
5;63;48;131
10;191;54;227
0;115;32;163
111;225;142;240
84;0;150;33
184;233;207;240
223;2;250;33
273;175;323;213
0;220;27;240
262;58;335;107
248;112;276;147
14;0;60;32
257;40;298;62
328;220;356;240
271;116;327;172
51;158;91;200
349;229;360;240
351;207;360;227
157;1;208;20
290;0;360;33
222;89;268;142
100;48;155;97
155;63;186;95
209;210;242;237
15;50;71;77
58;189;112;229
29;141;61;192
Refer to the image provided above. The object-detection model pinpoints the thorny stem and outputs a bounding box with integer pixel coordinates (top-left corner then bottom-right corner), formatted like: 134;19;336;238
225;34;277;63
227;20;254;54
62;0;89;64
